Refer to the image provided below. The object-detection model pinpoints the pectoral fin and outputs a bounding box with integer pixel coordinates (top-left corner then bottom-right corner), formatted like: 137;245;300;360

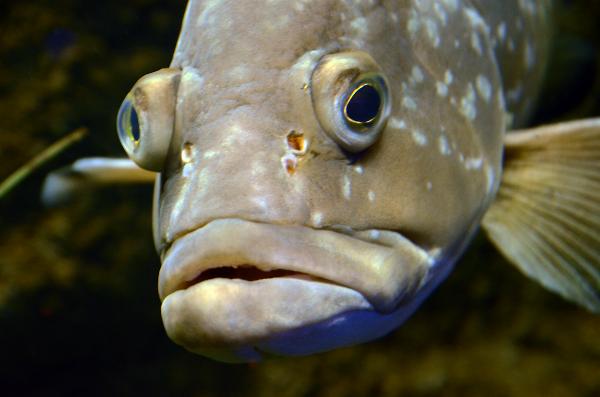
42;157;156;206
482;118;600;312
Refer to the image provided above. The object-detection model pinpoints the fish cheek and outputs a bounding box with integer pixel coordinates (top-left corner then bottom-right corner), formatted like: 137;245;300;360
355;128;482;249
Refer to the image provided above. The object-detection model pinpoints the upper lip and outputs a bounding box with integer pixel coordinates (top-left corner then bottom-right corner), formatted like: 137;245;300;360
158;218;433;313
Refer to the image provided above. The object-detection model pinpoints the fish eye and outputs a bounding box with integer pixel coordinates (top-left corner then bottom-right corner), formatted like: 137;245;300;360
116;68;181;171
117;97;141;146
311;51;391;152
344;83;382;125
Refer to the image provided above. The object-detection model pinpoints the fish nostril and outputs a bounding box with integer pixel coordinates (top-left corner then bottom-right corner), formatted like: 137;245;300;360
181;142;194;164
282;154;297;174
286;130;306;153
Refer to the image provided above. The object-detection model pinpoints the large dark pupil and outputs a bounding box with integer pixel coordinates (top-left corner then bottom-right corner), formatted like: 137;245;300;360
129;106;141;142
345;84;381;124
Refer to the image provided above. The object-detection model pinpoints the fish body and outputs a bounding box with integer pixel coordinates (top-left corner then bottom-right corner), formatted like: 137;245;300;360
92;0;599;362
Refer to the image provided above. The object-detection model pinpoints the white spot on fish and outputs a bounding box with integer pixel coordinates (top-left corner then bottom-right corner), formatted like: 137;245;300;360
434;3;448;25
413;0;427;12
412;129;428;146
251;161;266;177
486;164;497;193
389;117;407;130
426;181;433;191
425;18;440;47
369;230;380;240
465;156;483;170
504;110;514;129
476;75;492;103
368;190;376;202
411;65;425;84
227;65;250;83
445;70;454;85
463;7;489;33
436;81;448;97
203;150;219;159
353;165;364;175
518;0;537;15
311;211;323;227
497;22;507;42
441;0;459;12
403;96;417;110
497;90;506;110
407;11;420;37
252;196;269;211
342;174;352;199
222;124;245;147
196;0;219;27
460;83;477;120
438;135;451;156
471;31;483;55
350;17;368;38
182;163;193;178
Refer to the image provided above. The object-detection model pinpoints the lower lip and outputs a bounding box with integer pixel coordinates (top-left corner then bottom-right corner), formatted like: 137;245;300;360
160;276;373;353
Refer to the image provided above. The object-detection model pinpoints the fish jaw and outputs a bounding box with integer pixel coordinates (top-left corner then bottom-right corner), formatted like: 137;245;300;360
158;218;435;361
161;278;372;362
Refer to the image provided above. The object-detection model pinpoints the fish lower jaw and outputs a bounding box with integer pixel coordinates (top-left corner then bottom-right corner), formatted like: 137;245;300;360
157;218;438;362
160;276;375;362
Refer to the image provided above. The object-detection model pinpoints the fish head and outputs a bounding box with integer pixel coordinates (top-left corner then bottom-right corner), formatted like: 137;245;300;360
116;0;506;362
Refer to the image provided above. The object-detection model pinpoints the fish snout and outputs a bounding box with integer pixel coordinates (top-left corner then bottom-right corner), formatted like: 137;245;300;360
158;110;313;245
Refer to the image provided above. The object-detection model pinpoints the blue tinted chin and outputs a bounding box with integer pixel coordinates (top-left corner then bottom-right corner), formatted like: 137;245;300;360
250;260;454;361
202;278;443;363
255;295;426;359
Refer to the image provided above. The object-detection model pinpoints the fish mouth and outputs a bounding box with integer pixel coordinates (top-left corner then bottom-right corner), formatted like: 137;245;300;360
159;218;433;313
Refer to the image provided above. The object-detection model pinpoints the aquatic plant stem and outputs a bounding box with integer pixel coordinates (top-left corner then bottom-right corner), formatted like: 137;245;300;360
0;128;88;199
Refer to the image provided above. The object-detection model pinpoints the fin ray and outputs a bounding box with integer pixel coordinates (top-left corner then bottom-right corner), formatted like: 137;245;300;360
509;201;600;285
502;184;599;242
483;118;600;312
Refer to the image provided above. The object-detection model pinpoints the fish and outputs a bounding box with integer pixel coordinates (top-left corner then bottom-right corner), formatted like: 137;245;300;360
44;0;600;363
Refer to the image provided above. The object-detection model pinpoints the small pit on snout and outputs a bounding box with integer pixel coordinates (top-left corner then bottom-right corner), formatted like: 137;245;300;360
182;265;317;289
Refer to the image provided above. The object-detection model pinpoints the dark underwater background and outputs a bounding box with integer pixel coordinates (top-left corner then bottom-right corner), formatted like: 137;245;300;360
1;1;599;396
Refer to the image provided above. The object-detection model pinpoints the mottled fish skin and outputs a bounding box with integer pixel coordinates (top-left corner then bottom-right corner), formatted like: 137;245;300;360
161;0;509;253
145;0;554;361
472;0;552;126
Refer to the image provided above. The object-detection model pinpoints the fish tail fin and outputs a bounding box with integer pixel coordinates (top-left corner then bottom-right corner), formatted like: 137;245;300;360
482;118;600;312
